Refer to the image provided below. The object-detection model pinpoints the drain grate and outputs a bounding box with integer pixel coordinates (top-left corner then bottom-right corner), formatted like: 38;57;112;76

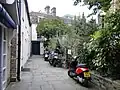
21;68;31;72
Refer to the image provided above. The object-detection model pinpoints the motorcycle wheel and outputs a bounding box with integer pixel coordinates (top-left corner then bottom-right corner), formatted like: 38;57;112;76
82;79;88;87
68;71;73;78
44;58;47;61
53;61;56;67
49;60;52;65
58;62;62;67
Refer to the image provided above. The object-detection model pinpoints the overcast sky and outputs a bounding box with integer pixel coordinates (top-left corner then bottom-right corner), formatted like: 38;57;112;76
28;0;93;17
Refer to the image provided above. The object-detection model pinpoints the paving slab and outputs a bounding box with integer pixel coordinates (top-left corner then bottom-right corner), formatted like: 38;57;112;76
6;55;98;90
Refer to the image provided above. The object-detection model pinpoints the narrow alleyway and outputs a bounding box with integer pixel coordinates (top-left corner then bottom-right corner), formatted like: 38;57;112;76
7;55;98;90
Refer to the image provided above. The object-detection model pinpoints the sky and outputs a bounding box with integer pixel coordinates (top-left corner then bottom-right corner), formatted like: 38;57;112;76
28;0;94;17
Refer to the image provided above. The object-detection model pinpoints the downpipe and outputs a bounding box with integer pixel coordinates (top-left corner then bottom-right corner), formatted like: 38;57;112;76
17;0;21;81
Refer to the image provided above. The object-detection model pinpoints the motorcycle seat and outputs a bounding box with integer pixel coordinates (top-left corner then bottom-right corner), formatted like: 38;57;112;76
76;64;87;68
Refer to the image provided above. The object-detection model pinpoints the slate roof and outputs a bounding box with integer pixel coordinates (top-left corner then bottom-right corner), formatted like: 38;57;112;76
30;11;73;24
24;0;31;26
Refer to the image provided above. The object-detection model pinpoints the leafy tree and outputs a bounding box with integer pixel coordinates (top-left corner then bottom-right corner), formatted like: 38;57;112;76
36;19;69;39
73;0;120;80
83;10;120;79
71;13;98;61
57;14;98;57
36;18;70;49
74;0;112;14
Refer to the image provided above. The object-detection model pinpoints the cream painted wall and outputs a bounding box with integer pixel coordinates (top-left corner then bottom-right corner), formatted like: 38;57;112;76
40;42;44;55
32;24;37;40
20;0;32;67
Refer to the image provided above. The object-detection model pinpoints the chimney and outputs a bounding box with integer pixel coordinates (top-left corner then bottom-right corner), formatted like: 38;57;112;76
51;7;56;16
45;5;50;14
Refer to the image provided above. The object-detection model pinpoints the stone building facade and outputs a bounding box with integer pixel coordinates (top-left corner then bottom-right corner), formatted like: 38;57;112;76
110;0;120;11
97;0;120;27
30;6;74;40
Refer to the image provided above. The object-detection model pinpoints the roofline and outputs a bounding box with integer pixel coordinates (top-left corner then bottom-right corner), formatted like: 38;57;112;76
24;0;31;26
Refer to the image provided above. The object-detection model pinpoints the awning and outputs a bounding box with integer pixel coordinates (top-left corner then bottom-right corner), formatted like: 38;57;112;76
3;1;19;25
0;4;16;29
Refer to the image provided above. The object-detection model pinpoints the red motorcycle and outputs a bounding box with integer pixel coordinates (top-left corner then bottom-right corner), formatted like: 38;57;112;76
68;57;91;86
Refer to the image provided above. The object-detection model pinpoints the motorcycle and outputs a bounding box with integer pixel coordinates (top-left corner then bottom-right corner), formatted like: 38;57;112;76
48;51;54;65
52;53;59;67
44;51;49;61
68;57;91;86
53;54;62;67
49;51;62;67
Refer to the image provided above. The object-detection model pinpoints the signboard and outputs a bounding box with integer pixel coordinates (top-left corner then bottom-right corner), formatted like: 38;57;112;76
68;49;71;55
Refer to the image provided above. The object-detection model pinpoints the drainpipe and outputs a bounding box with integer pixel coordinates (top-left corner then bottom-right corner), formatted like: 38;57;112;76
17;0;21;81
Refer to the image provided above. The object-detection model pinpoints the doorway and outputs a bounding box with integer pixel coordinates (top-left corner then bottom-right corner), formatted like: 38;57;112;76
31;41;40;55
1;27;7;90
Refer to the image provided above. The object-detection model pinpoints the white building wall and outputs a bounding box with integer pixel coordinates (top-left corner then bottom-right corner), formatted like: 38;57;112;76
40;42;44;55
32;24;37;40
20;0;31;67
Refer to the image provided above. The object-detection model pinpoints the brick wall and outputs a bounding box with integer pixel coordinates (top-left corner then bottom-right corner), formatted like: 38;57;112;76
10;34;17;82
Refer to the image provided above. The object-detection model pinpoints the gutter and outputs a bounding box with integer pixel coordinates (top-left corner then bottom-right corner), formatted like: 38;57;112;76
0;4;16;29
24;0;31;26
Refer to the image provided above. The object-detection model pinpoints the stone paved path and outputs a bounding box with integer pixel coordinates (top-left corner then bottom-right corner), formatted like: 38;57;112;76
6;55;98;90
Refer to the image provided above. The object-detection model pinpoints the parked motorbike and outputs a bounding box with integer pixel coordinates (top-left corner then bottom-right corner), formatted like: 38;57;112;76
52;53;59;67
44;51;49;61
48;51;54;65
49;50;62;67
68;57;91;86
53;55;62;67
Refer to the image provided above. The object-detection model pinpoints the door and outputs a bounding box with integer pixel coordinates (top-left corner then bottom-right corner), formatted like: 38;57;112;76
1;27;7;90
32;41;40;55
0;25;2;90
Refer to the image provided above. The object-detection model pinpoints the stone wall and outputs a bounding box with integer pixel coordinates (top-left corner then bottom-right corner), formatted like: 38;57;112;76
10;33;17;82
91;73;120;90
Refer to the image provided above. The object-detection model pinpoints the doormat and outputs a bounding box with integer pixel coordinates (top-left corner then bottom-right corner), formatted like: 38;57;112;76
21;67;30;72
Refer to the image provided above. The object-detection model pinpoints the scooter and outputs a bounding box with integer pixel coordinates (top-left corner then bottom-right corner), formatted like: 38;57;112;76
44;51;49;61
68;62;91;86
52;53;59;67
44;53;49;61
53;56;62;67
49;51;54;65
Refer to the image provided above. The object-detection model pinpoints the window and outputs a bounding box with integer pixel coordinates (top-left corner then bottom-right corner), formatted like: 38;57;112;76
3;55;6;67
2;69;6;81
3;42;6;54
3;28;6;40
